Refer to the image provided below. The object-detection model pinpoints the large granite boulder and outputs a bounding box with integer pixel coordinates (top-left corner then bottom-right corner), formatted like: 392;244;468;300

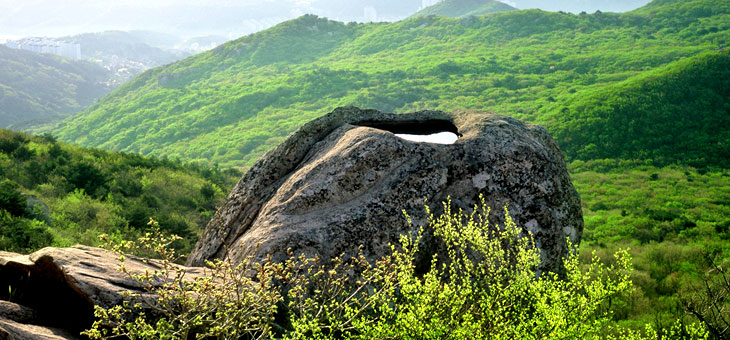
188;107;583;274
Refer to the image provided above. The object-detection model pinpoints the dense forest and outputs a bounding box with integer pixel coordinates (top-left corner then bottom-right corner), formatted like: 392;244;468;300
0;129;239;254
0;46;113;129
570;160;730;330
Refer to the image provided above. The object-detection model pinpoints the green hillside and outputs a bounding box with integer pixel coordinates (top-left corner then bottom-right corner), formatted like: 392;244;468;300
411;0;515;18
0;129;239;254
543;50;730;168
50;0;730;170
0;45;113;129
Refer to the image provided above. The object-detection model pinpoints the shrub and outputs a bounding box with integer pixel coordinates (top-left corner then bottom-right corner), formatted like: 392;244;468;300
680;260;730;340
83;221;282;340
0;211;53;253
84;198;708;339
63;161;108;198
0;179;27;217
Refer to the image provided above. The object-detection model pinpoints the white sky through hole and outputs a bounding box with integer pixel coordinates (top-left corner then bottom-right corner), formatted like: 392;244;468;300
395;132;458;144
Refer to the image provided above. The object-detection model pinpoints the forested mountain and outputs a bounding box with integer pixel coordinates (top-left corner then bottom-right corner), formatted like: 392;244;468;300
0;45;113;129
50;0;730;169
546;50;730;167
412;0;514;18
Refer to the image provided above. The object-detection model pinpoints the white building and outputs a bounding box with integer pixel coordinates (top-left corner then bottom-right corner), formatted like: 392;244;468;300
5;38;81;59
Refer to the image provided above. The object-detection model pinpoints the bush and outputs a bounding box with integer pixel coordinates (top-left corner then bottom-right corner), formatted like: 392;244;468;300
63;161;108;197
83;222;282;340
0;211;53;253
0;180;27;217
84;198;707;339
680;260;730;340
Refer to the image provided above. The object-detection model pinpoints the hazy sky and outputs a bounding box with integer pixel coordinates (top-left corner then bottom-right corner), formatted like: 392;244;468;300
0;0;320;40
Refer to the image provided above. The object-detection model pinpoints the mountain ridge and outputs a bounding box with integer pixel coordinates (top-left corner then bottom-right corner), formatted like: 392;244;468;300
49;0;730;168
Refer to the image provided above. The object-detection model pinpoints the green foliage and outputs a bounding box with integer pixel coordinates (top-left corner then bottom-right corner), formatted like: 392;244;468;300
0;129;238;254
0;179;27;217
85;199;696;339
547;50;730;168
679;261;730;340
83;222;282;340
570;160;730;333
49;0;730;168
345;200;635;339
0;210;53;253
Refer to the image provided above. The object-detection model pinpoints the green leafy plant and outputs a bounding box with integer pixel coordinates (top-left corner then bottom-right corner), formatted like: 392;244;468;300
84;219;283;339
84;197;707;339
680;260;730;340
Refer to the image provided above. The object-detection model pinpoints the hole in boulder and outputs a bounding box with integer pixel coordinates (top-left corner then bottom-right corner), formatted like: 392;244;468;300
395;132;458;144
355;119;460;145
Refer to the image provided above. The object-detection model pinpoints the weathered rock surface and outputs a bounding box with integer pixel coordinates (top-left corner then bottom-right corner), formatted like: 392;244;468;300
0;313;81;340
0;246;207;339
188;106;583;274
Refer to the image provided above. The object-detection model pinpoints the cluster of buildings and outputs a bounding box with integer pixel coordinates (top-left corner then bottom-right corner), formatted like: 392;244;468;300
4;38;81;59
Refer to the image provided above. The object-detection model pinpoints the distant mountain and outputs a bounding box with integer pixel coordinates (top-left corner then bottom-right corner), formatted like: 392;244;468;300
510;0;651;13
61;31;192;85
0;45;112;129
50;0;730;169
412;0;515;18
179;36;229;53
0;1;295;40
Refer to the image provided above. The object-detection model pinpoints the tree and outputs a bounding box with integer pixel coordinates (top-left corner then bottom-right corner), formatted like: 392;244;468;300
681;260;730;340
0;180;27;217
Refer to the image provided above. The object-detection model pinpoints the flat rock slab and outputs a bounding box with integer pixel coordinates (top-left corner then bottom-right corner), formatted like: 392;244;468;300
0;246;207;338
188;107;583;274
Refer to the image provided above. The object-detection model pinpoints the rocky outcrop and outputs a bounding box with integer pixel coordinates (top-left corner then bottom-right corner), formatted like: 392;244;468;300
188;106;583;274
0;246;207;339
